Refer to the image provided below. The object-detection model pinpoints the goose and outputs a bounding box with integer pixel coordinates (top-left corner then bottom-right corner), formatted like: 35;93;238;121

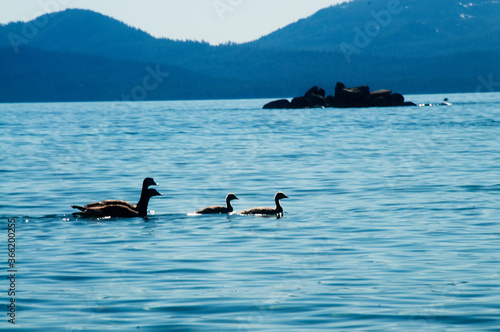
240;192;288;216
71;177;158;210
72;188;162;218
195;193;239;214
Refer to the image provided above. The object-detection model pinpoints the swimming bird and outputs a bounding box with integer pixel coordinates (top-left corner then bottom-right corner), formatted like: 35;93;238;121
240;192;288;216
195;193;239;214
72;188;162;218
71;177;158;210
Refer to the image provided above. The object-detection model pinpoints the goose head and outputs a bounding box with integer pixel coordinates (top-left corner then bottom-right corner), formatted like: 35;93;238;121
226;193;239;202
147;188;163;198
144;177;158;188
275;192;289;201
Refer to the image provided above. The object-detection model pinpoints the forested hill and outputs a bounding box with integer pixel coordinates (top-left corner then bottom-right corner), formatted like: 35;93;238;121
0;8;213;65
1;1;499;102
0;46;256;102
249;0;500;56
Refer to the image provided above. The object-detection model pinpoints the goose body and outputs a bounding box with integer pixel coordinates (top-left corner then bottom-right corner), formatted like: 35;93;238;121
195;193;239;214
73;188;162;218
74;203;146;218
240;192;288;216
72;177;158;211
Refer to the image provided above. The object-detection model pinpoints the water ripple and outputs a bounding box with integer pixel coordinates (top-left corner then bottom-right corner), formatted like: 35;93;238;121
1;96;500;330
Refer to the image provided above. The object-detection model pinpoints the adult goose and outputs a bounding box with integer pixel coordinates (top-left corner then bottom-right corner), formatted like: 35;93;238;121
71;177;158;210
72;188;162;218
240;192;288;217
195;193;239;214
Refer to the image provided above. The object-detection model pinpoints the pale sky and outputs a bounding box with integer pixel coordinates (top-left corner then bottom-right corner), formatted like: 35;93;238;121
0;0;347;44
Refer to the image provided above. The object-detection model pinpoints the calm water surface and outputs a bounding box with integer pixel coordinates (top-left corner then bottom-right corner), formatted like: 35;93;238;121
1;93;499;331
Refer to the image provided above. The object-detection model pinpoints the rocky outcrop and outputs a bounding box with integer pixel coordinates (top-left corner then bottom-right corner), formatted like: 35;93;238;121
263;99;291;109
263;82;417;109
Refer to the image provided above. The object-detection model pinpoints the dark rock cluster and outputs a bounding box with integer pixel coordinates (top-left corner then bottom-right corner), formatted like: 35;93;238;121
263;82;417;109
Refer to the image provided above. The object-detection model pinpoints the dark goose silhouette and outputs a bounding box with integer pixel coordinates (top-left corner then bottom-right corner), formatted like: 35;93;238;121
195;193;239;214
72;188;162;218
71;177;158;210
240;192;288;216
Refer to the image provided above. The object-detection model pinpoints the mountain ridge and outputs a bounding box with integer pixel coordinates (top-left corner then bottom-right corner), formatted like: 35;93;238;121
248;0;500;57
1;1;499;102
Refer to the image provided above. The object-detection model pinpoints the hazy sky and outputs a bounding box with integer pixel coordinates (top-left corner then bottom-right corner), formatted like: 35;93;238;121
0;0;347;44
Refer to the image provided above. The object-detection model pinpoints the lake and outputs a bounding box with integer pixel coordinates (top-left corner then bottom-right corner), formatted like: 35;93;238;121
1;93;499;331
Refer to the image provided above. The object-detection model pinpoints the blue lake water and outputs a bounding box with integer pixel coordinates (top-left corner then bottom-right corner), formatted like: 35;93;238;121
1;93;500;331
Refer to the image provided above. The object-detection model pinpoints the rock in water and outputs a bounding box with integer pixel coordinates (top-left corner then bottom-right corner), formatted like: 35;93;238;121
262;82;416;109
263;99;290;109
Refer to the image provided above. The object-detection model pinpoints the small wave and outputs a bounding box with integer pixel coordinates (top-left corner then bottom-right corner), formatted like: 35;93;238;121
460;184;500;192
